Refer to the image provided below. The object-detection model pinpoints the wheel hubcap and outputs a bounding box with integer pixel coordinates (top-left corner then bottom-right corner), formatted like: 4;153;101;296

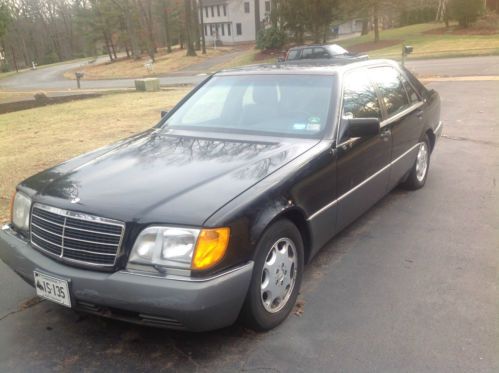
260;238;297;313
415;142;429;182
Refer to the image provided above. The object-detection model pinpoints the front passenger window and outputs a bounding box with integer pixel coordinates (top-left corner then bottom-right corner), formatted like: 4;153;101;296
342;70;382;120
371;66;411;117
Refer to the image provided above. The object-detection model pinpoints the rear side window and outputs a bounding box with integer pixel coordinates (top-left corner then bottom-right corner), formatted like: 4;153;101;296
301;48;313;59
370;66;411;117
342;69;382;120
401;75;420;104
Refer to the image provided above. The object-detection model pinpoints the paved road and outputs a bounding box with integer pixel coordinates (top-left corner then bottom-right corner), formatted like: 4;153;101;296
1;55;499;92
0;49;252;92
0;79;498;372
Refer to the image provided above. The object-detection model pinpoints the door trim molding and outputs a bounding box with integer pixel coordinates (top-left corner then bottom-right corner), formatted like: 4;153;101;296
308;142;421;221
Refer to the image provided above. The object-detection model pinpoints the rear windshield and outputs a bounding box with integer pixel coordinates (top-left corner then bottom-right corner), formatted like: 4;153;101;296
327;45;348;56
165;74;337;138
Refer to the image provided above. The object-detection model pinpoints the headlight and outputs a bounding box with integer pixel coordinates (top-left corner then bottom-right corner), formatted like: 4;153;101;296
128;226;230;273
11;192;31;231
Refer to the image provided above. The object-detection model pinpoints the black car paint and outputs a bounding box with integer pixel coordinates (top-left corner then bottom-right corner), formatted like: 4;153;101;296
16;61;440;279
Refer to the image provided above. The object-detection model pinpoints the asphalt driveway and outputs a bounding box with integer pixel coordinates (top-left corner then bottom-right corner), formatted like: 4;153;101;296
0;79;498;372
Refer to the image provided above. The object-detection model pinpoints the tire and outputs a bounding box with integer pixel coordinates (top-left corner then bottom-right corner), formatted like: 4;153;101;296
401;135;431;190
241;219;304;331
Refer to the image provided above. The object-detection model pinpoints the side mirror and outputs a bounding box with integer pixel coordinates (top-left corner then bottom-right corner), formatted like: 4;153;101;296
345;118;380;138
161;110;169;118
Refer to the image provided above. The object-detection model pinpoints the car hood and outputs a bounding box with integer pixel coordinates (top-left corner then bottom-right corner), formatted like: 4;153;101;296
21;129;320;226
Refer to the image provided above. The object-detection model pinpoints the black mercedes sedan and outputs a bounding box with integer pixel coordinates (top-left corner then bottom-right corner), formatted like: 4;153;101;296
0;60;441;332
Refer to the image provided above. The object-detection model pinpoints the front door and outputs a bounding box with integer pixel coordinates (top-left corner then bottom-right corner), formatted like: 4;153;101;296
370;66;425;189
335;68;392;232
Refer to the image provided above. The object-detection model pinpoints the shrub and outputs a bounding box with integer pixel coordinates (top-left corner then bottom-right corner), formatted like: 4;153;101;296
1;63;10;73
450;0;484;27
41;51;59;65
34;91;49;103
256;27;286;50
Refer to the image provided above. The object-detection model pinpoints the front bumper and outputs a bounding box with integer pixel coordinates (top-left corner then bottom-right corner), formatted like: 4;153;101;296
0;225;253;332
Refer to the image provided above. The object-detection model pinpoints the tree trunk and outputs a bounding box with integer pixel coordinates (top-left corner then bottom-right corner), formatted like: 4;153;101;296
199;0;207;54
124;5;140;59
10;46;18;72
373;2;380;43
184;0;197;56
254;0;261;36
163;2;173;53
110;37;118;60
103;31;114;61
361;18;369;35
192;0;201;50
271;0;278;28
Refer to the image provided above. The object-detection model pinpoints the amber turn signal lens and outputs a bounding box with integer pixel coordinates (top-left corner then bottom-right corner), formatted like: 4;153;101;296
192;227;230;270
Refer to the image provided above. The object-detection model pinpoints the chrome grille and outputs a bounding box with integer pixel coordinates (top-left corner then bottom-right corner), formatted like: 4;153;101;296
30;204;125;267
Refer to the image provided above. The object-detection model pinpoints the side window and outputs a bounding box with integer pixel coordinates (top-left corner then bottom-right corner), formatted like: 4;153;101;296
401;75;420;104
342;70;382;120
287;50;299;60
301;48;313;59
313;47;330;59
370;66;411;117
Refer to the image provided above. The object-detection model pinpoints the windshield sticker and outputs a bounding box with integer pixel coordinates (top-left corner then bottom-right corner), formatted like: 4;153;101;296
306;116;321;132
293;123;307;130
306;123;321;132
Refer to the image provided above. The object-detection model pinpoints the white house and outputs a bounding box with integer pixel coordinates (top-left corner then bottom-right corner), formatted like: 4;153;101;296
200;0;271;45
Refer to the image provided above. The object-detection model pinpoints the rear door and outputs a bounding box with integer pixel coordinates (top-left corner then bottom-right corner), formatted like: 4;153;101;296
370;66;424;189
335;68;392;232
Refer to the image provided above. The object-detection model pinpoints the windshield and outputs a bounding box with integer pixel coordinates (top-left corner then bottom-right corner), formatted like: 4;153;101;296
164;74;336;138
327;45;348;56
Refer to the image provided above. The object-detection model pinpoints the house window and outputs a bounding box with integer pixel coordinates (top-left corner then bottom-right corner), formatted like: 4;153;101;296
211;6;214;17
205;7;209;18
204;25;208;36
228;23;231;36
244;2;250;13
223;5;227;16
217;5;220;16
221;24;225;36
236;23;242;35
265;1;271;12
210;24;214;36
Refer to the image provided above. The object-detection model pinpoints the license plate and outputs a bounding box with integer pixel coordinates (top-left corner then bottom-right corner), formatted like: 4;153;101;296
34;271;71;308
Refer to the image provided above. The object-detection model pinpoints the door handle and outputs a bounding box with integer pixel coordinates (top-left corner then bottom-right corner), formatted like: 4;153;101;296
415;110;424;118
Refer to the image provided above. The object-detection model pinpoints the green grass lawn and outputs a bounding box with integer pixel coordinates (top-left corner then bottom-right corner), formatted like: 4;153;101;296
339;23;499;60
0;89;190;223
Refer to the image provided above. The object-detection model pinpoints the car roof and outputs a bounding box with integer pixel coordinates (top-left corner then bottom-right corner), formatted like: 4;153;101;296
288;44;341;50
215;59;399;77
